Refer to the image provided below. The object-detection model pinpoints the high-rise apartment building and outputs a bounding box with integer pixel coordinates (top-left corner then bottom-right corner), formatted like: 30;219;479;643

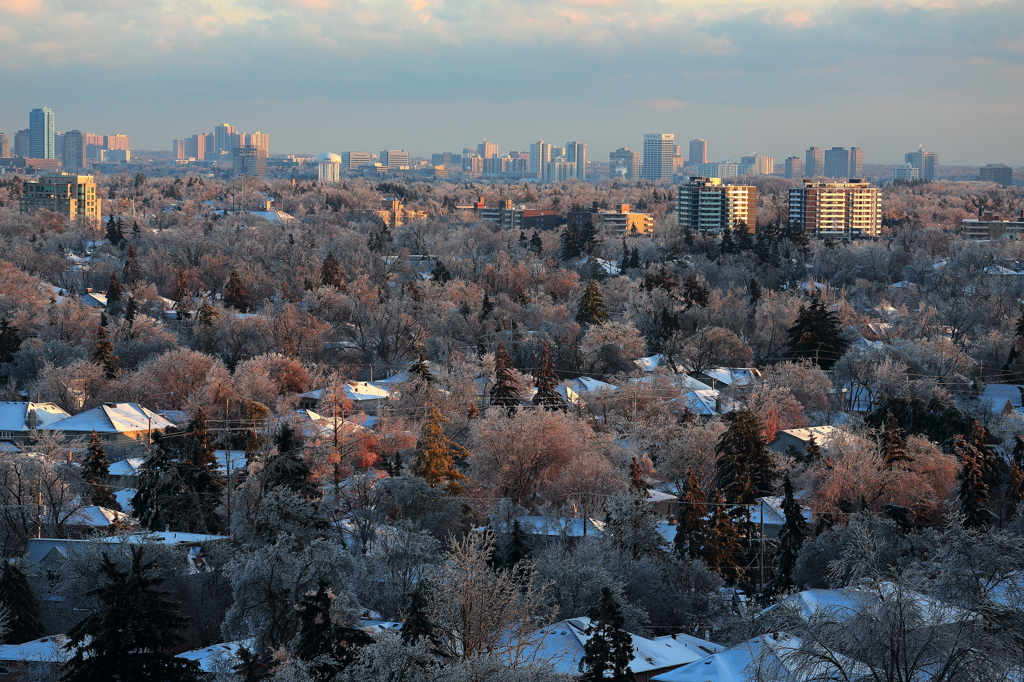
980;164;1014;185
642;133;675;181
29;108;55;159
566;141;586;181
529;141;553;178
609;148;641;180
695;162;740;179
20;173;100;222
13;130;31;158
431;152;461;167
232;145;267;177
214;124;235;154
186;134;207;161
893;165;918;181
477;140;498;159
689;138;707;166
788;179;882;238
905;147;938;181
100;150;130;163
381;150;410;169
849;147;863;178
823;147;851;179
0;134;9;159
784;156;803;179
544;161;576;183
740;154;773;176
105;134;130;151
677;177;757;234
247;132;270;156
805;147;823;178
62;130;87;171
172;139;186;160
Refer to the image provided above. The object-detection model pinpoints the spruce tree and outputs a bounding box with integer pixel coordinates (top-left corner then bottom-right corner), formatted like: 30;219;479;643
785;296;849;370
122;244;143;285
968;420;1002;488
179;409;225;532
629;457;649;494
579;587;636;682
529;230;543;254
105;215;125;247
715;410;777;505
718;225;735;258
801;435;823;465
83;431;121;511
91;325;119;380
292;581;372;680
478;293;495;322
224;270;252;313
320;252;344;288
106;272;123;306
400;584;441;651
197;299;219;327
576;279;610;326
131;435;182;532
61;547;202;682
532;342;564;410
1008;463;1024;520
706;490;744;583
411;403;470;495
262;423;317;500
674;469;710;562
174;267;190;302
768;473;810;596
880;412;912;469
0;317;22;367
0;561;41;644
956;437;994;528
409;353;435;386
490;342;521;414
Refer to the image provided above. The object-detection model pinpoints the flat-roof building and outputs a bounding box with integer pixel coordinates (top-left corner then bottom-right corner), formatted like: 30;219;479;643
789;179;882;238
677;177;757;234
20;173;101;223
980;164;1014;185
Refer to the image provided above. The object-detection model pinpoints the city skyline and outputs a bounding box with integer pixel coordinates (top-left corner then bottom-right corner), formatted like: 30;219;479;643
1;0;1021;165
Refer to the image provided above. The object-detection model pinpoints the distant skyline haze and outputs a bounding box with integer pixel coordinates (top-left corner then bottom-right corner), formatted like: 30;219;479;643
1;0;1021;165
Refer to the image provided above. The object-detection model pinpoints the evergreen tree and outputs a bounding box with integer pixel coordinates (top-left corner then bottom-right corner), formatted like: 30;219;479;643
409;353;435;386
224;270;252;313
674;469;710;562
478;293;495;322
629;457;649;494
400;584;441;652
131;435;182;532
0;561;41;644
320;252;344;288
576;279;610;326
715;410;777;505
83;431;121;510
768;473;810;596
292;581;372;680
801;434;823;465
748;278;762;305
123;296;137;335
122;244;143;285
880;412;912;469
262;424;317;500
91;325;119;380
197;299;219;327
705;490;744;583
105;215;125;247
680;274;709;309
0;317;22;367
411;403;470;495
1008;463;1024;520
786;296;849;370
718;225;735;258
106;272;123;307
1013;436;1024;468
968;420;1003;488
957;444;993;529
503;518;532;567
174;268;190;302
179;409;225;532
579;587;636;682
529;230;543;254
431;261;452;283
532;342;564;411
61;547;202;682
490;342;521;414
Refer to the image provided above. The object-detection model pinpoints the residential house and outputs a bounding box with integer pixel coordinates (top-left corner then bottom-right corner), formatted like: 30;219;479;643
0;401;70;444
0;635;70;681
40;403;175;446
768;426;838;455
299;383;390;415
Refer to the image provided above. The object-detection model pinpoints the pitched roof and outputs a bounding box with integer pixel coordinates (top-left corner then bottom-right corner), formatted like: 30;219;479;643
0;635;71;663
0;401;70;432
42;403;174;434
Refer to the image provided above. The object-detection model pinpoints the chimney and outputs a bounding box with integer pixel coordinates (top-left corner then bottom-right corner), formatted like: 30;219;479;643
715;396;723;414
26;408;36;431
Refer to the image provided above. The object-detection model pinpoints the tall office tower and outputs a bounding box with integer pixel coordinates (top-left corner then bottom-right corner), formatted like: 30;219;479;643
172;140;186;160
381;150;410;169
214;124;235;153
905;147;938;181
805;147;823;177
477;140;498;159
609;148;641;180
232;145;267;177
62;130;87;171
642;133;675;181
343;152;372;169
566;141;587;181
20;173;101;222
529;141;553;178
247;132;270;156
29;108;55;159
677;177;757;234
789;179;882;238
689;138;708;166
187;133;206;160
849;147;863;178
823;147;851;178
0;134;9;158
979;164;1014;185
784;156;803;179
105;134;130;151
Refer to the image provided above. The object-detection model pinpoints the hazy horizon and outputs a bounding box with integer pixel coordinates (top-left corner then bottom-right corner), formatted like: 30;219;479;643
2;0;1022;166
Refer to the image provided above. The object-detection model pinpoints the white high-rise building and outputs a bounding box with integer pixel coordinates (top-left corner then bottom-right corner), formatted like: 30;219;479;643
530;141;553;179
566;141;586;181
29;107;55;159
642;133;674;181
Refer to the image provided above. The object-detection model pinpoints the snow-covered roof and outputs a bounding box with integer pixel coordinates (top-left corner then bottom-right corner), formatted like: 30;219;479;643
81;292;108;307
566;376;618;393
680;389;721;416
635;354;665;372
301;382;391;403
513;516;605;538
115;488;135;514
109;458;144;476
698;367;761;387
0;635;71;663
68;505;127;528
772;426;837;445
43;403;175;434
741;496;813;527
982;384;1023;410
177;641;249;672
652;633;810;682
0;401;70;432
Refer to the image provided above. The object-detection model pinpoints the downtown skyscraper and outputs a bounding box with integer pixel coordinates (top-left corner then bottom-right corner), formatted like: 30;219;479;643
642;133;674;181
29;107;55;159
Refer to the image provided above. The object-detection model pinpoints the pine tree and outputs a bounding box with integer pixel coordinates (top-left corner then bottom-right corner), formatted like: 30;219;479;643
91;325;118;380
768;473;810;596
490;342;521;414
106;272;123;306
320;252;344;288
122;244;143;285
400;584;441;652
532;342;564;411
61;547;202;682
0;317;22;367
83;432;121;511
576;279;610;326
786;296;849;370
292;581;372;680
105;215;125;247
262;424;318;500
629;457;649;494
579;587;636;682
705;490;744;583
674;469;710;562
0;561;41;644
224;270;252;313
880;412;912;469
179;409;225;532
715;410;777;505
411;403;470;495
957;445;993;529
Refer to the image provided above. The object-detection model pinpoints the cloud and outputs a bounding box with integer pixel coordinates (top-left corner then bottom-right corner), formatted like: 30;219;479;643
640;99;689;111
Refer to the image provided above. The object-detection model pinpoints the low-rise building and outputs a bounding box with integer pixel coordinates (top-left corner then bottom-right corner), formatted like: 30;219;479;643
961;210;1024;240
41;402;175;445
476;199;558;231
567;202;654;236
0;402;70;445
363;198;427;228
19;173;101;223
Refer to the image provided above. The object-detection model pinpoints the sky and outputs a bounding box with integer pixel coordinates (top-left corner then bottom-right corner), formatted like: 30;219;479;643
1;0;1022;165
